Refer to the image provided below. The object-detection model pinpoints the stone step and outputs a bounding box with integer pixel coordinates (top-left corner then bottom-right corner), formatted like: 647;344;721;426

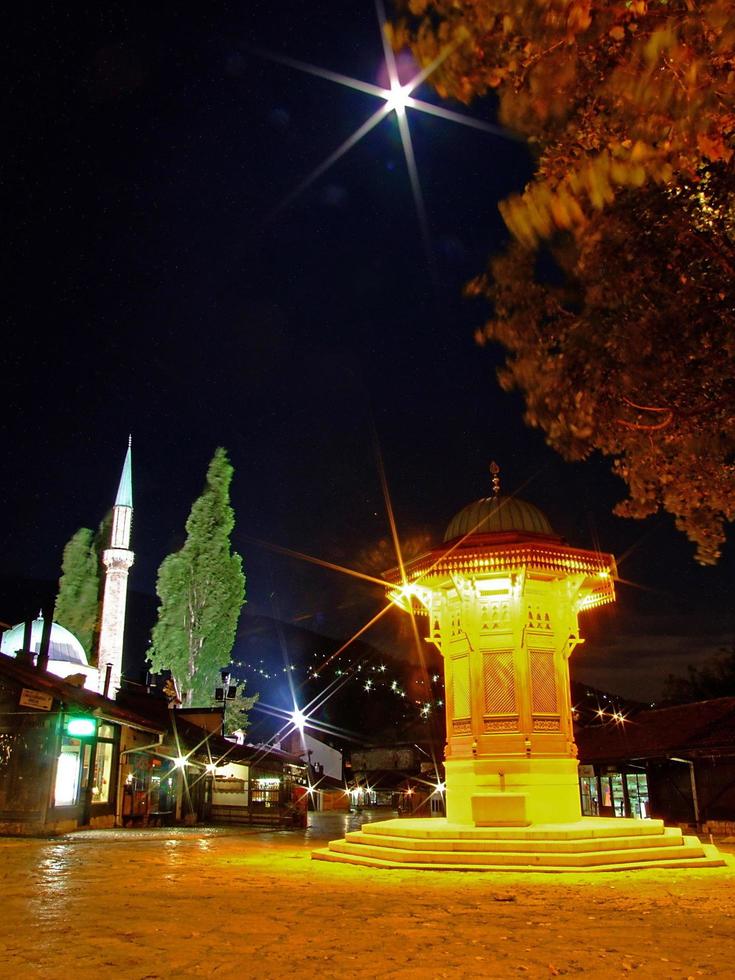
360;817;667;842
345;826;684;854
312;842;726;873
325;836;712;868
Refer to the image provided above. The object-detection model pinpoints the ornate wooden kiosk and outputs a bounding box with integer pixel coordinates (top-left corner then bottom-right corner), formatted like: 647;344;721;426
314;471;724;871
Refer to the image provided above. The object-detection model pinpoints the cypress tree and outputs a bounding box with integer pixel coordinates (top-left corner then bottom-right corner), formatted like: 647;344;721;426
148;448;246;706
54;527;101;659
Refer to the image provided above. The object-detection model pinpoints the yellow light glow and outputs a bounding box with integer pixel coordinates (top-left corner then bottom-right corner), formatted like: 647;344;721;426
476;576;512;593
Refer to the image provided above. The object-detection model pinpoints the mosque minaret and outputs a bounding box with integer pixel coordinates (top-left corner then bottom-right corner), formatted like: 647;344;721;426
97;438;134;698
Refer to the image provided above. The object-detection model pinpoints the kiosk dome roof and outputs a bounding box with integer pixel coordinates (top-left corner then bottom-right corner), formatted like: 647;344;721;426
444;495;555;542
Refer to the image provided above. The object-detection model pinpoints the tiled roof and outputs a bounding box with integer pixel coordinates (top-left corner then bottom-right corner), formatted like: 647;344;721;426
0;652;163;733
576;697;735;762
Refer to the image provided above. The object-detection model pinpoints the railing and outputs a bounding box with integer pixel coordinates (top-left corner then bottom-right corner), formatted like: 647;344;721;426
209;803;299;828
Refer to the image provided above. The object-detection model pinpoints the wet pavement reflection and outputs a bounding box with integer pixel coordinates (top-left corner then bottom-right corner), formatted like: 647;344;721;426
2;809;734;979
47;806;391;847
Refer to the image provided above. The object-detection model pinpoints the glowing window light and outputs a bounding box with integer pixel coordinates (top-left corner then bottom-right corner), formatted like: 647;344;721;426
54;750;80;806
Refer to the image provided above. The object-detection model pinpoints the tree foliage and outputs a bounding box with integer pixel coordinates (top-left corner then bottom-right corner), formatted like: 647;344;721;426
470;168;735;563
54;513;116;659
392;0;735;240
223;681;259;737
392;0;735;561
148;448;247;706
663;645;735;702
54;527;101;659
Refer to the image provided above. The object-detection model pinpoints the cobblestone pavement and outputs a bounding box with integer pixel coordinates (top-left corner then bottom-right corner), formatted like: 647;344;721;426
2;812;735;980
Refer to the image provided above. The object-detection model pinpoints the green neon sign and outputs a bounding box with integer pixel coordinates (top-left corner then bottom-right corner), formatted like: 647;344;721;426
65;716;97;738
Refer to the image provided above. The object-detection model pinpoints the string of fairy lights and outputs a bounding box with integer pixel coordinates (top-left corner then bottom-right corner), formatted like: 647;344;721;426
228;644;445;730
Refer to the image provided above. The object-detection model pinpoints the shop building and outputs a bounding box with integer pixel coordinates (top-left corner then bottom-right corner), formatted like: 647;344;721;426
0;652;308;834
0;652;163;835
576;697;735;829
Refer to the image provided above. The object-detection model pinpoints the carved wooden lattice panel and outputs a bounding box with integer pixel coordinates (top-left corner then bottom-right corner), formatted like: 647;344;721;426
483;651;516;714
452;655;470;719
533;718;560;731
485;718;518;732
530;650;558;713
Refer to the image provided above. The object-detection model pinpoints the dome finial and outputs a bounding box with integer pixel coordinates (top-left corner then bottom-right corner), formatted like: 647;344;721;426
489;460;501;497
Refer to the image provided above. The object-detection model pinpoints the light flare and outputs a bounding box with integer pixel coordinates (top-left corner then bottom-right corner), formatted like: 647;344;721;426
313;602;394;676
385;81;410;117
245;536;390;589
253;0;517;262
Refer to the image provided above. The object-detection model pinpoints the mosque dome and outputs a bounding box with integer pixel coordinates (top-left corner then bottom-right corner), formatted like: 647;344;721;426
444;494;556;543
1;613;88;666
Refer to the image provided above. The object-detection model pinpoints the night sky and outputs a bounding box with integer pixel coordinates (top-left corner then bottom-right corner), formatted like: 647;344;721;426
3;1;733;702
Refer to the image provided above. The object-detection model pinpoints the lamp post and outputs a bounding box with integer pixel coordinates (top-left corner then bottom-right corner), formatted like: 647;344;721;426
214;669;237;736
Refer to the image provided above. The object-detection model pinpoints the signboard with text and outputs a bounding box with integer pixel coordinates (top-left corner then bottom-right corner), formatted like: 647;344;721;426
19;688;54;711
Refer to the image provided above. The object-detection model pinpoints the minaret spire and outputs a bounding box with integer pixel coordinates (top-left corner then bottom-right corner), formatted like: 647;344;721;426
97;439;135;698
114;435;133;509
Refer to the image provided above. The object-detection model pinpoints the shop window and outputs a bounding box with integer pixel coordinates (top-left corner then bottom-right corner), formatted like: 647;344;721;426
91;723;117;805
579;775;600;816
92;741;114;804
0;714;51;813
122;755;175;823
626;772;650;820
600;773;626;817
54;737;86;807
252;775;281;808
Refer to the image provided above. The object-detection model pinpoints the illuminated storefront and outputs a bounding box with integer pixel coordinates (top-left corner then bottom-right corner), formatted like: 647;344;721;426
1;650;309;833
119;752;178;826
0;653;162;835
577;697;735;828
578;764;650;819
208;758;303;826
